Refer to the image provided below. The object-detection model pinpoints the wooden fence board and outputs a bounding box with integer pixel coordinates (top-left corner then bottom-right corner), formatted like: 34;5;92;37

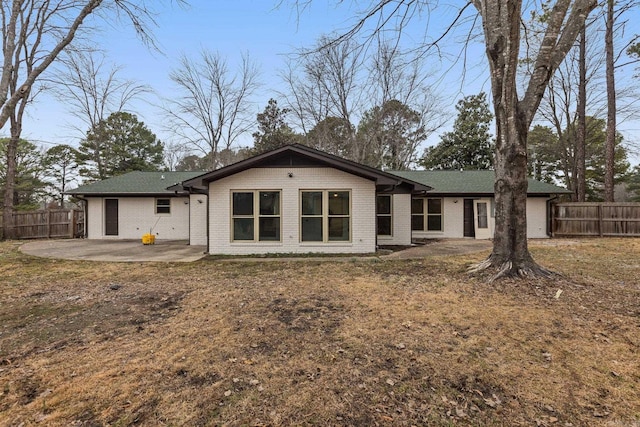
0;209;84;240
552;202;640;237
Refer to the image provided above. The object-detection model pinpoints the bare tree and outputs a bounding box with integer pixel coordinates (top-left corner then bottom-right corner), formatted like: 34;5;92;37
1;0;177;239
282;36;443;166
48;49;150;136
281;36;364;158
165;50;261;170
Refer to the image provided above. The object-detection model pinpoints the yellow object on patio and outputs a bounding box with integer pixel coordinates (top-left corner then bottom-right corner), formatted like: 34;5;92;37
142;233;155;245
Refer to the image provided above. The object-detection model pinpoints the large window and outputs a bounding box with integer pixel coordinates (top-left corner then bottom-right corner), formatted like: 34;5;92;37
376;195;392;236
301;190;350;242
411;198;443;231
156;198;171;214
232;191;281;242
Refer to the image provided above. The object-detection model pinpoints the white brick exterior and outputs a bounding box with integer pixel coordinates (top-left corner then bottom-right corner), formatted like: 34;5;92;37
85;196;190;240
411;196;550;240
189;194;208;246
526;198;550;238
376;193;412;246
207;167;376;255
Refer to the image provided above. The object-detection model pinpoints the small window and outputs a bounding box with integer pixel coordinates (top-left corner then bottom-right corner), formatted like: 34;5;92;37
156;198;171;214
376;195;392;236
477;202;488;229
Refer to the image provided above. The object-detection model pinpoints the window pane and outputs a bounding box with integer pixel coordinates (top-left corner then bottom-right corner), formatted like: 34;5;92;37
411;198;424;214
427;198;442;214
259;191;280;215
412;215;424;231
328;191;349;215
233;192;253;216
156;199;170;214
376;195;391;214
259;217;280;241
377;216;392;236
233;218;254;240
477;203;488;228
328;217;349;241
427;215;442;231
302;192;322;215
302;217;322;241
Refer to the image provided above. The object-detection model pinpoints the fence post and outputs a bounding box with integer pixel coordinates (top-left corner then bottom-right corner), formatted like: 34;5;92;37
70;210;75;238
598;204;603;237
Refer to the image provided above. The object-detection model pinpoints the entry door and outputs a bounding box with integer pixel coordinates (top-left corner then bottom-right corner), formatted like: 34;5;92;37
474;200;492;240
105;199;119;236
463;199;475;238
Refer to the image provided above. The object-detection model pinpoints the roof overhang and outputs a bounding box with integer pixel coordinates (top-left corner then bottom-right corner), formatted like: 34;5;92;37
180;144;431;194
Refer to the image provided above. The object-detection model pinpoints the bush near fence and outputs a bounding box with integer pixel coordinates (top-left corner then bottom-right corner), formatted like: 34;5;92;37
0;209;84;240
552;202;640;237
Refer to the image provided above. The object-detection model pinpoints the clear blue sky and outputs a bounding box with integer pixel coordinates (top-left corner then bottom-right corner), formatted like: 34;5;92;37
15;0;640;165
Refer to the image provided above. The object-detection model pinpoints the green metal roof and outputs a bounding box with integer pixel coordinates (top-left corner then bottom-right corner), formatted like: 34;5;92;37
390;170;571;195
66;171;205;196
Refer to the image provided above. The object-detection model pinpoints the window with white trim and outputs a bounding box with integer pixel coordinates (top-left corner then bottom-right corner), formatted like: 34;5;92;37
376;195;392;236
411;198;443;231
231;191;281;242
156;198;171;214
301;190;350;242
477;202;488;229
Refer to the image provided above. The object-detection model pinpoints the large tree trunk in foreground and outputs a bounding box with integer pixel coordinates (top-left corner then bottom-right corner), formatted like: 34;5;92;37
576;26;587;202
603;0;616;202
469;0;595;279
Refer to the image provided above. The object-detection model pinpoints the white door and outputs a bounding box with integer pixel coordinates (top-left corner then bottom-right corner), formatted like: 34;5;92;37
474;200;492;239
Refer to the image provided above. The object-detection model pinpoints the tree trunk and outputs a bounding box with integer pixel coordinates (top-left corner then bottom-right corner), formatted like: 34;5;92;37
2;135;18;240
576;25;587;202
604;0;616;202
470;96;553;279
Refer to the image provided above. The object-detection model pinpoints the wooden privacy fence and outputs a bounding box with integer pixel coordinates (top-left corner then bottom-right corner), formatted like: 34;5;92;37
0;209;84;240
552;202;640;237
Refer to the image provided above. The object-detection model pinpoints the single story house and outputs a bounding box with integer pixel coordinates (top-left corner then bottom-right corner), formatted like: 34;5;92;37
67;144;570;255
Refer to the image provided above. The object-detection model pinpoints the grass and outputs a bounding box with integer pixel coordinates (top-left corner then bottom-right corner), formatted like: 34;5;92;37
0;238;639;426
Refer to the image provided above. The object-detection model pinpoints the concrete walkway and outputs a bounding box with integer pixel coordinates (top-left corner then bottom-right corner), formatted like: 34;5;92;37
381;239;493;260
19;238;492;263
20;239;207;262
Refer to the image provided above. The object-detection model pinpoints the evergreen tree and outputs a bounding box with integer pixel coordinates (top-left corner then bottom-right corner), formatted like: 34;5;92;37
42;144;80;208
627;165;640;201
421;92;494;170
252;99;298;154
526;117;629;200
305;117;353;158
0;138;48;210
77;112;164;181
357;100;426;170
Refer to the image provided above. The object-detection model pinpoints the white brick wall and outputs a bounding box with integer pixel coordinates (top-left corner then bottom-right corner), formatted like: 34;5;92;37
189;194;208;246
526;198;550;238
377;193;412;246
85;196;190;240
411;196;551;240
207;167;376;255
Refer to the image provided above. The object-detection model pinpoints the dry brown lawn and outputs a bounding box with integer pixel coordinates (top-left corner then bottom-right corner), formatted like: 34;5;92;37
0;238;639;426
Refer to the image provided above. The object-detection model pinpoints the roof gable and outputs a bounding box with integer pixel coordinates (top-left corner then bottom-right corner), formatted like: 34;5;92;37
390;170;571;195
181;144;431;193
66;171;204;196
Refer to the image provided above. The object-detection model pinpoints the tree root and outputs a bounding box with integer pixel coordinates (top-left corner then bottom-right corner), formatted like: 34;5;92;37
468;256;558;282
